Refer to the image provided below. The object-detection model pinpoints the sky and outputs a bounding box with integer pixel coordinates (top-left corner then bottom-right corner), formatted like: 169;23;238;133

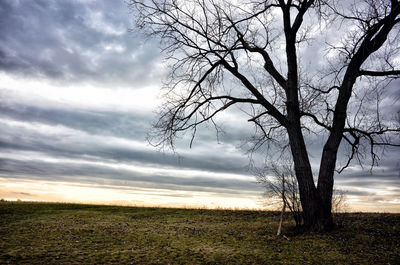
0;0;399;212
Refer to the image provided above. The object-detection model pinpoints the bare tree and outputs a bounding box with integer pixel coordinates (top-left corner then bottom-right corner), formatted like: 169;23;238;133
256;161;302;230
332;188;347;214
256;159;347;234
129;0;400;231
256;161;302;235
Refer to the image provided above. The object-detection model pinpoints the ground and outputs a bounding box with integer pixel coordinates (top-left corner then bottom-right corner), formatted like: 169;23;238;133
0;201;399;264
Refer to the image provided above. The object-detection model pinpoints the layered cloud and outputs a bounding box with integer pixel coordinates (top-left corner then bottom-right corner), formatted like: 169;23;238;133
0;0;163;86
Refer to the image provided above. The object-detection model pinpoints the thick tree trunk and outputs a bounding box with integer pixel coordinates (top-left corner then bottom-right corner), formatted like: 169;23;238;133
287;125;334;232
281;7;334;231
296;175;333;231
316;142;340;231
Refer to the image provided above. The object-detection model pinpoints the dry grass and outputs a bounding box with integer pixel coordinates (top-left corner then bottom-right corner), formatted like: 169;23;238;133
1;201;399;264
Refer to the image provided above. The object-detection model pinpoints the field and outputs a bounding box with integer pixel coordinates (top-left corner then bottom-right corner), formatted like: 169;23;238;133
1;201;399;264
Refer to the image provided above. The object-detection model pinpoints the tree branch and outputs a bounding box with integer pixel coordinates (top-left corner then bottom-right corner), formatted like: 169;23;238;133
300;112;331;131
292;0;315;34
358;69;400;77
220;59;288;126
227;21;288;90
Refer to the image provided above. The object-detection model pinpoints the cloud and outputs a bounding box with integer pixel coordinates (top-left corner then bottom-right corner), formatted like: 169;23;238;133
0;157;261;195
0;97;252;176
0;100;151;141
2;82;397;203
0;0;163;87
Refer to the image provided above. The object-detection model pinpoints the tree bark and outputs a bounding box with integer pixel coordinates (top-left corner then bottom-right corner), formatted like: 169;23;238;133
287;119;334;231
286;124;327;231
280;1;333;231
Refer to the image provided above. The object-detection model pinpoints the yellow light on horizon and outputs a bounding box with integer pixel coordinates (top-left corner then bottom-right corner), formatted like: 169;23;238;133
0;177;263;210
1;177;399;213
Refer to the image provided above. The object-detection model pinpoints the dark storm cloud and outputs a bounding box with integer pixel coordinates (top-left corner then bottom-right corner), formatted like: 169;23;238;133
0;0;162;86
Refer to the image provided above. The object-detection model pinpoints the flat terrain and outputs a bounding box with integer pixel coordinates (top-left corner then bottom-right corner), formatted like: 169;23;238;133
1;202;399;264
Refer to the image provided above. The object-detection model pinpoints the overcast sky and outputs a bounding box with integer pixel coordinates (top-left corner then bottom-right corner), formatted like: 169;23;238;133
0;0;399;212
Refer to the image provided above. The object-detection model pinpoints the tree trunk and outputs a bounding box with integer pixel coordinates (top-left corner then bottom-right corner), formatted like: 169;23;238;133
298;184;333;232
282;19;334;231
316;143;338;231
287;126;334;232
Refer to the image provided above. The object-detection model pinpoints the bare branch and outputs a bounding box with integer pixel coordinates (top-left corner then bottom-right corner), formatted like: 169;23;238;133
358;69;400;77
219;59;288;126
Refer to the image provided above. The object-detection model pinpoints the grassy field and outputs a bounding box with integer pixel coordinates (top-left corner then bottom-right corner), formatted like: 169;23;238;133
1;201;399;264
